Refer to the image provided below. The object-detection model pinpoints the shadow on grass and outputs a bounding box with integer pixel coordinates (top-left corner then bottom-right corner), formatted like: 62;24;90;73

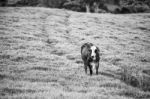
99;71;118;79
120;66;150;91
31;67;48;71
0;54;11;59
75;60;83;64
1;88;36;96
99;69;150;98
66;55;76;60
51;50;66;56
118;89;150;99
137;26;150;31
46;38;58;45
0;74;7;80
102;57;123;66
0;74;19;81
99;66;150;91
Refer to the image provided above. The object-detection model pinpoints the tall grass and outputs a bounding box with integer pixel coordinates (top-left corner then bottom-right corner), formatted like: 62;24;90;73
120;65;150;91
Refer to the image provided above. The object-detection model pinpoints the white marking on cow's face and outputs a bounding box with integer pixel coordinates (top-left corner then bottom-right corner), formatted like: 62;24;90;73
91;46;97;60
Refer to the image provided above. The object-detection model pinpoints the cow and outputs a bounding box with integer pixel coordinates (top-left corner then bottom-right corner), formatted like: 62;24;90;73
81;42;100;75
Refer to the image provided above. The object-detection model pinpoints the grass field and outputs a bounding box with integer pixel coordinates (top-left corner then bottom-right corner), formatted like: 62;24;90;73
0;7;150;99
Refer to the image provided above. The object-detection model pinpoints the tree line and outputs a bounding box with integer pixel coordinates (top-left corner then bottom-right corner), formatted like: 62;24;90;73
1;0;150;13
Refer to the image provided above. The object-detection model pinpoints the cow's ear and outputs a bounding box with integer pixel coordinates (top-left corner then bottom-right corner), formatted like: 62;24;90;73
96;47;100;52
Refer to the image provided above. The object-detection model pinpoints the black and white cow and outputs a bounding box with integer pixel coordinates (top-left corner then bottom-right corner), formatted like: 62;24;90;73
81;42;100;75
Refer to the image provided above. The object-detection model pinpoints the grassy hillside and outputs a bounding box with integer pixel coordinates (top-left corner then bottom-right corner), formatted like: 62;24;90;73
0;7;150;99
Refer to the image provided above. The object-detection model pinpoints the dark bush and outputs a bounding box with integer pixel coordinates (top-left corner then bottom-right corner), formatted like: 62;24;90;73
47;0;66;8
120;7;131;13
16;0;38;6
63;0;85;12
119;0;150;13
2;0;150;13
13;0;66;8
0;0;7;6
135;3;150;12
120;3;150;14
103;4;121;13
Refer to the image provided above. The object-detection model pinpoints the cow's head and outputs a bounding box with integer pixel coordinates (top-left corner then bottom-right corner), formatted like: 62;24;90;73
89;45;99;61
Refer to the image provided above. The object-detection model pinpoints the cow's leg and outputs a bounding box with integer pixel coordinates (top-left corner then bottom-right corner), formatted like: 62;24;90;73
96;62;99;75
89;64;93;75
84;62;87;74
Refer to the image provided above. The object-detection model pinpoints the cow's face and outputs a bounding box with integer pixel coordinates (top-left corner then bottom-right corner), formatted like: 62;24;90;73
90;46;97;61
